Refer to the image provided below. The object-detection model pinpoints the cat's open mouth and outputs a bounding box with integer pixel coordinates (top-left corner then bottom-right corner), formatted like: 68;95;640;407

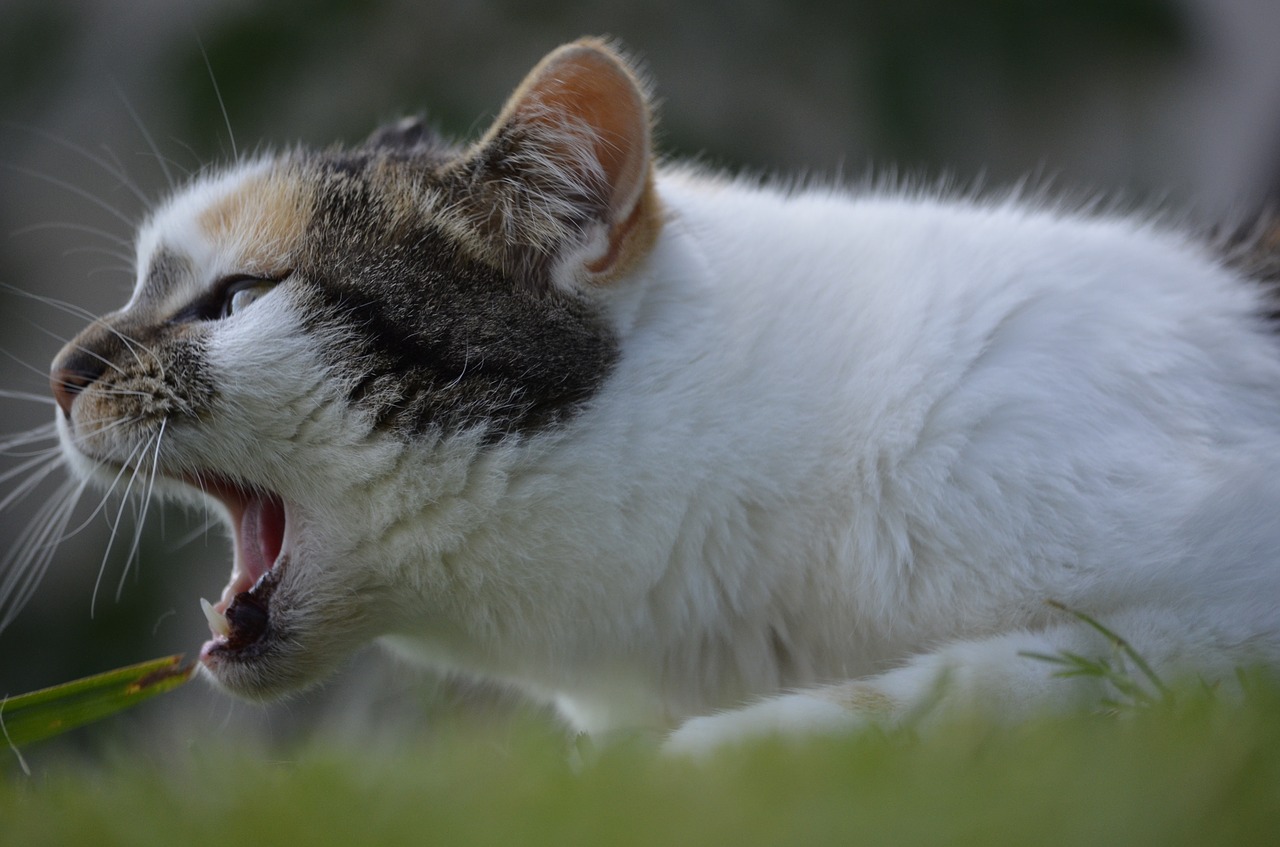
191;475;291;663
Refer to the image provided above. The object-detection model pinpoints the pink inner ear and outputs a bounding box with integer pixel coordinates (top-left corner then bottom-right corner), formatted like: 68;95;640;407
514;43;651;224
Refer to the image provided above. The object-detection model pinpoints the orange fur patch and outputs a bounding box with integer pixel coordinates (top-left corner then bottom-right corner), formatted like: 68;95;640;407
198;172;311;273
586;173;663;282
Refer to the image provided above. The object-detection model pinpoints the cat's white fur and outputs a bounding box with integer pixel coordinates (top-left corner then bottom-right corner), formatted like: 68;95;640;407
54;41;1280;753
434;169;1280;749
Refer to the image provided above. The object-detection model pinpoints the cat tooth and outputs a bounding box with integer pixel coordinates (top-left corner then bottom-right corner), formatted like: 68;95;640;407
201;597;231;638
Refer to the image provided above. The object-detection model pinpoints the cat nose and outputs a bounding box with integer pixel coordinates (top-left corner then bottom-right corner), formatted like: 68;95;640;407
50;350;107;418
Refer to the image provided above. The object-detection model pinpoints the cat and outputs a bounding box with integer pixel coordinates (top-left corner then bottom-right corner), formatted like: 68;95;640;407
18;36;1280;754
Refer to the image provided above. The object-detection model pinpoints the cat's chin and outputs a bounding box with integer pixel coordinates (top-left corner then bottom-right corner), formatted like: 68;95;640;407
198;557;284;669
196;558;319;701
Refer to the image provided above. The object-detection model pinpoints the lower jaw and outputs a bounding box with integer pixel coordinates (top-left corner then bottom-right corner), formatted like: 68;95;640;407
200;558;285;664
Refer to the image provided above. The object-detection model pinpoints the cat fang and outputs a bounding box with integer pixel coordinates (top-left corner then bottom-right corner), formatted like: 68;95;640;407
38;38;1280;753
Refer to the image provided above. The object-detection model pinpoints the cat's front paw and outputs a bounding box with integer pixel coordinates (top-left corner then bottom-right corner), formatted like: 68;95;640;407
663;689;881;757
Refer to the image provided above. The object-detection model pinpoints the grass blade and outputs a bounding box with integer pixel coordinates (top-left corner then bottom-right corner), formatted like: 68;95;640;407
1;654;194;749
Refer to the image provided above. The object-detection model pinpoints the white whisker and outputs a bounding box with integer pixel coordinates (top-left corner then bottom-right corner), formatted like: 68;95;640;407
170;514;224;551
197;34;238;162
57;428;148;543
0;450;63;488
116;419;166;601
0;452;64;515
0;476;86;633
1;121;152;208
0;389;56;406
0;284;162;375
2;164;136;229
89;437;151;619
61;244;135;264
0;281;110;324
0;443;61;461
112;80;176;191
0;422;58;452
76;413;146;442
26;323;129;378
9;221;133;249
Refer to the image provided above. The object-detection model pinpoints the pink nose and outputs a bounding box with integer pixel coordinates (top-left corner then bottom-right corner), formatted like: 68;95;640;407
50;357;105;418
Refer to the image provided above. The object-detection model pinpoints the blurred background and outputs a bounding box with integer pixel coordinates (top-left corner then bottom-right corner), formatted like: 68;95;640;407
1;0;1279;762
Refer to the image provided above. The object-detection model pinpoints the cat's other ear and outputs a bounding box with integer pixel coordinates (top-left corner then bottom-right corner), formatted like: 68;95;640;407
446;37;660;294
363;115;451;154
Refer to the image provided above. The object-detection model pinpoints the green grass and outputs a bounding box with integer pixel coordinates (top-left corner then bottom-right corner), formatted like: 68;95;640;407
3;678;1279;847
0;655;193;753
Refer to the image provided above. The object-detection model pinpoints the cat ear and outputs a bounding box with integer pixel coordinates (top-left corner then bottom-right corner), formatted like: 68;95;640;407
363;115;451;154
446;38;660;293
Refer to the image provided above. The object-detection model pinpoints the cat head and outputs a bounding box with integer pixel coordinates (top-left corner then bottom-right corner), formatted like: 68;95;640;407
47;39;660;699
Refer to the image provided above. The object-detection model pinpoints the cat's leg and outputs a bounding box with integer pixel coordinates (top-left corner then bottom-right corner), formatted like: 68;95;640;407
663;605;1271;756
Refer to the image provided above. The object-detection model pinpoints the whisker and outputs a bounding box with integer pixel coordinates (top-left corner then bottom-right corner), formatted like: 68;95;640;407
0;284;164;376
2;332;145;394
150;608;177;637
170;514;224;551
2;352;58;387
75;413;146;441
0;476;86;634
73;387;159;401
1;121;153;208
0;451;65;515
0;388;56;406
61;245;135;264
0;281;111;324
28;323;129;378
167;137;206;177
10;351;167;404
0;444;61;460
116;419;166;600
9;220;133;249
85;264;136;281
41;367;157;401
56;425;149;543
0;282;164;369
0;421;58;453
1;163;136;229
112;80;176;192
90;436;151;618
118;142;191;181
0;450;64;487
197;33;238;161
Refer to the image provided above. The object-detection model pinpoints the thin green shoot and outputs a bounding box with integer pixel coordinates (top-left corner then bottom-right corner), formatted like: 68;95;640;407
1;654;194;759
1020;600;1171;712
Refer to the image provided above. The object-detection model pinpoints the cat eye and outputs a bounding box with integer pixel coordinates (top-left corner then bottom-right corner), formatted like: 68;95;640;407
168;272;290;324
220;276;286;319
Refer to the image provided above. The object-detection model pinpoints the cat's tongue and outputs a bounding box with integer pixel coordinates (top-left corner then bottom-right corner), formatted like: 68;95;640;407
197;482;287;650
216;489;286;612
239;493;286;583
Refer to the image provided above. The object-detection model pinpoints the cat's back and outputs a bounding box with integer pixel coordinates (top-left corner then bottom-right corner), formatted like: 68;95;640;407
608;169;1280;624
644;170;1280;440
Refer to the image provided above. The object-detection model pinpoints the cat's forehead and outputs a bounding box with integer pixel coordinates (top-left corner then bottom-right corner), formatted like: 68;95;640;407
131;157;314;307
